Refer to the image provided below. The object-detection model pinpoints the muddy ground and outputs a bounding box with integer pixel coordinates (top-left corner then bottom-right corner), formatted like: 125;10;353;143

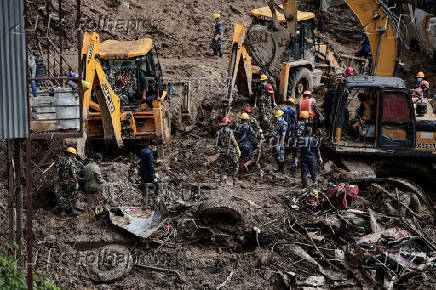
1;0;436;289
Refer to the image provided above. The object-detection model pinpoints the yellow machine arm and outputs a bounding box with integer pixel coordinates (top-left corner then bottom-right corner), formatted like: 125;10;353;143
225;23;254;105
344;0;398;76
82;32;123;148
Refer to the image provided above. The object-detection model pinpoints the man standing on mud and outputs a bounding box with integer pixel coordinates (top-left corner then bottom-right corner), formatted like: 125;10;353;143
140;141;160;206
55;147;79;215
211;13;223;57
216;117;241;185
84;153;106;220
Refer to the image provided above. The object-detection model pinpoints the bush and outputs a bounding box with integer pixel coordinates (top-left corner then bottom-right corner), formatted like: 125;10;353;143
0;244;59;290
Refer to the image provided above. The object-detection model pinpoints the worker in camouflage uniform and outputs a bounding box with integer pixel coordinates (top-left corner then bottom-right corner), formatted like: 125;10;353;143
84;153;106;221
259;84;276;134
271;110;288;173
55;147;79;215
215;117;241;185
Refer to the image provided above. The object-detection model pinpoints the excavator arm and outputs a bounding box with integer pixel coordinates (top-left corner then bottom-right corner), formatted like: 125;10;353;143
344;0;399;77
82;32;123;148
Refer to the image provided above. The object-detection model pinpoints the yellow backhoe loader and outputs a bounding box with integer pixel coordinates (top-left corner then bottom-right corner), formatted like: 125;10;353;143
226;0;400;104
81;32;190;148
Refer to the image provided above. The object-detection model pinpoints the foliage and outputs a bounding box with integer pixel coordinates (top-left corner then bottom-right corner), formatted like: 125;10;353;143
0;244;60;290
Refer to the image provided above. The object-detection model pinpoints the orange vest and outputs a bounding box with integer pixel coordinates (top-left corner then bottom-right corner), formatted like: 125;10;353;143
299;98;316;118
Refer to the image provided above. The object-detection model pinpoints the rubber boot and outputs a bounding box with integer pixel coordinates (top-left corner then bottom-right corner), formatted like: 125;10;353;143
220;170;227;186
233;172;239;185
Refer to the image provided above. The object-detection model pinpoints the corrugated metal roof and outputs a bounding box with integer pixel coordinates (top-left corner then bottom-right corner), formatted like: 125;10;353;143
0;0;29;139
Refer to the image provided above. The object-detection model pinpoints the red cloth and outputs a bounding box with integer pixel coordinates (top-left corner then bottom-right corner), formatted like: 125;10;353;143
324;183;359;210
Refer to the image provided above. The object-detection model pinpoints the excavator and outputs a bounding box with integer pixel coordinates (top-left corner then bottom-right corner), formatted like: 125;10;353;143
226;1;436;211
81;32;190;148
226;0;400;104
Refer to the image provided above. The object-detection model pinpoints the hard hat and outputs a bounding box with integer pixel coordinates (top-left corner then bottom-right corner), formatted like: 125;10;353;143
244;106;252;113
287;97;296;104
66;147;77;155
213;14;220;20
266;85;274;94
303;90;312;96
345;66;354;76
421;80;430;88
299;111;310;119
275;110;284;118
416;71;425;78
260;74;268;81
240;112;250;120
221;117;231;124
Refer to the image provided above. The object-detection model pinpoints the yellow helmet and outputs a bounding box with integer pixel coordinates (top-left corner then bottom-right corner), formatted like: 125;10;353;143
213;14;220;20
416;71;425;78
240;112;250;120
66;147;77;155
260;74;268;81
299;111;310;119
287;97;296;105
275;110;284;118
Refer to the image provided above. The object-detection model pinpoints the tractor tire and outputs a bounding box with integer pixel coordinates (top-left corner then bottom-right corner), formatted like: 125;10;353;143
86;245;133;282
169;96;183;131
196;200;242;225
288;67;313;99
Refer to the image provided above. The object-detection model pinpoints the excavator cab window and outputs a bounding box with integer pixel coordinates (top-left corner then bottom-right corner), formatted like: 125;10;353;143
288;20;316;62
378;90;416;149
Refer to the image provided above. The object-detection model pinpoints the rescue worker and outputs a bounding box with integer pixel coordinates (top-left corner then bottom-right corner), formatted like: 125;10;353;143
416;71;425;89
290;111;309;176
215;117;241;185
421;80;430;99
271;110;288;173
323;82;336;134
281;97;297;146
140;142;160;206
258;85;275;133
55;147;79;215
241;106;262;133
211;14;223;57
294;127;323;188
83;153;106;220
254;74;270;107
412;87;424;100
297;90;321;128
235;113;258;172
355;33;372;62
338;66;354;85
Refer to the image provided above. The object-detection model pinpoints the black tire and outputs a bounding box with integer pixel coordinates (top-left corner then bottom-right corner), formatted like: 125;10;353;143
169;96;183;131
86;245;133;282
196;200;242;225
288;67;313;100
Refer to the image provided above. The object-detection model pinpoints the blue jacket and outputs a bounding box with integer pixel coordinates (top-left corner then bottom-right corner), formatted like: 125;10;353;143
214;19;223;38
297;136;319;160
140;147;156;178
235;123;257;145
281;105;297;127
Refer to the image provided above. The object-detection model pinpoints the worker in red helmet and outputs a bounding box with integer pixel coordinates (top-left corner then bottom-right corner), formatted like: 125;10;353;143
345;66;354;77
337;66;355;85
241;106;262;133
257;84;275;134
215;117;241;185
